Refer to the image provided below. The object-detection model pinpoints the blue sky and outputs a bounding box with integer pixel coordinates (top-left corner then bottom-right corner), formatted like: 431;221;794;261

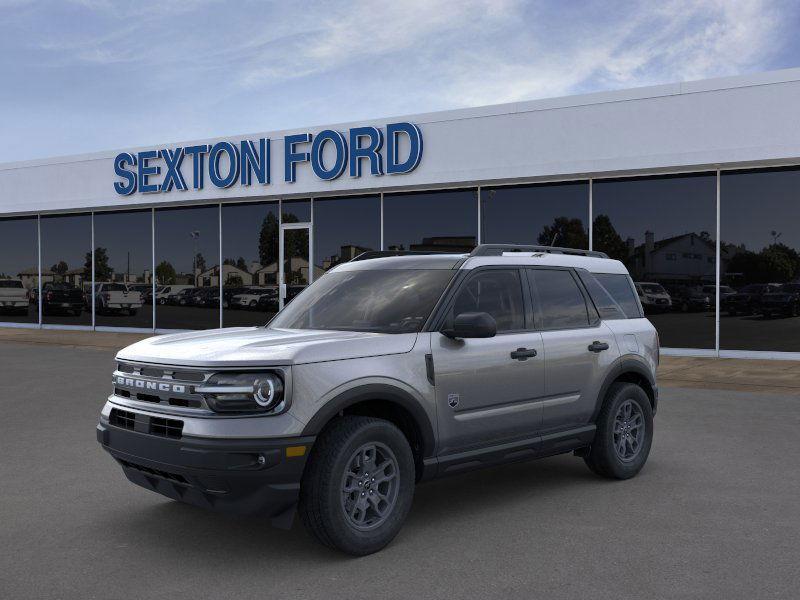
1;0;798;162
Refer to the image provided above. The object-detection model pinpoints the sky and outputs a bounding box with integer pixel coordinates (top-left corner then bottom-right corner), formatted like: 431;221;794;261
1;0;799;163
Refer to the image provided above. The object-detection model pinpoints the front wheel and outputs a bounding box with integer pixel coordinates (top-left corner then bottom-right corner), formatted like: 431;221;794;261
299;416;415;556
584;382;653;479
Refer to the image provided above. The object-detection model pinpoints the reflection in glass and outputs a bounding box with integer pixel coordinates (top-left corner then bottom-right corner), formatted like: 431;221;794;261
40;214;92;325
282;227;310;306
155;206;219;330
721;168;800;351
383;189;478;253
282;199;311;223
0;217;39;324
593;174;716;349
221;202;279;327
93;210;152;329
481;182;589;248
313;196;380;272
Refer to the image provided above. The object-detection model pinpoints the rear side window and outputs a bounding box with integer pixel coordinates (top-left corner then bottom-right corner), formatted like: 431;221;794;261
593;273;642;318
0;280;23;288
449;269;525;332
529;269;590;329
577;271;627;320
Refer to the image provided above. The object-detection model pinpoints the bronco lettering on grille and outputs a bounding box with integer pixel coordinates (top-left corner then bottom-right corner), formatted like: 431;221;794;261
115;376;186;394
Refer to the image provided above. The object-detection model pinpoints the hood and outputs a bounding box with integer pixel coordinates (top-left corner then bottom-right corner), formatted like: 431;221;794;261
116;327;418;367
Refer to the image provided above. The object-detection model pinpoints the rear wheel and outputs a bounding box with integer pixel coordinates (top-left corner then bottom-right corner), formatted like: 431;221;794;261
584;382;653;479
299;416;415;555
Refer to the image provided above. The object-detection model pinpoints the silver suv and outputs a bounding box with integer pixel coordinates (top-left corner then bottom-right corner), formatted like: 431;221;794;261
97;245;658;555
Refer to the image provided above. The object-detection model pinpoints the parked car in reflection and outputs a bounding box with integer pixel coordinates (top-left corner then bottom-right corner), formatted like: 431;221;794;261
188;287;220;308
0;279;30;314
634;282;672;313
126;284;155;305
722;283;781;316
167;287;197;306
222;286;248;309
231;287;276;309
41;282;84;316
91;283;143;316
700;285;736;302
255;291;279;313
155;285;194;305
759;283;800;318
670;285;712;312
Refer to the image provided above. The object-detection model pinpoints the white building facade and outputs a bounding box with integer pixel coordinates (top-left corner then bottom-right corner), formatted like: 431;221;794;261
2;68;800;358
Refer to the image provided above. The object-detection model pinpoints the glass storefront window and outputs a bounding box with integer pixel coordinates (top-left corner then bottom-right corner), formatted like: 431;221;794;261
593;174;717;349
0;217;39;324
481;182;589;248
40;214;92;326
154;206;219;330
383;189;478;253
282;199;311;223
93;210;153;329
221;202;279;326
721;168;800;352
313;195;380;272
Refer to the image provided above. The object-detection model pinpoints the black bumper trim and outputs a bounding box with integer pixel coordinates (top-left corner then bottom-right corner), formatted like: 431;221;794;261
97;422;315;528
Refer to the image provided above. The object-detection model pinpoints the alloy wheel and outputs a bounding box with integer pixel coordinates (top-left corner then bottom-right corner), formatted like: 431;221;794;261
613;399;645;462
340;442;400;531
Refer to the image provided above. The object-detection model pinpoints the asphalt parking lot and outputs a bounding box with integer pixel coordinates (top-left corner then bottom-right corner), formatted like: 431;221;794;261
1;342;799;600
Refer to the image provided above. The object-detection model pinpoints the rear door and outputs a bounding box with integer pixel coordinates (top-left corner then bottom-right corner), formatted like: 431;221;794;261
431;267;545;454
526;268;620;433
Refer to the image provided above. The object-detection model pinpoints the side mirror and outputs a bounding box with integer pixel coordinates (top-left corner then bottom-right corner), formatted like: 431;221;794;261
442;312;497;339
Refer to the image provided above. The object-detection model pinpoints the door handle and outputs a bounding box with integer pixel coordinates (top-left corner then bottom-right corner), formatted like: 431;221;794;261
588;341;610;353
510;347;538;361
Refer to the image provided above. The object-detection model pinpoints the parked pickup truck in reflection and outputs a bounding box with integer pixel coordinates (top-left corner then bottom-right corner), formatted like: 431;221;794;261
91;283;143;316
0;279;30;314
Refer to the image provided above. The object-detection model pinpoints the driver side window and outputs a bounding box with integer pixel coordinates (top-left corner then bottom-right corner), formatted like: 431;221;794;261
448;269;525;332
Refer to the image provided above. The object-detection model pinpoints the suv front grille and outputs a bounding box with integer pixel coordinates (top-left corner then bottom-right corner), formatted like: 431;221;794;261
109;408;136;430
149;417;183;439
118;459;189;484
108;408;184;439
113;362;212;412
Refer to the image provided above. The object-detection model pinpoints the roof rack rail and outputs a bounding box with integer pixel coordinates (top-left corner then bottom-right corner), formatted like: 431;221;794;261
469;244;609;259
349;250;456;262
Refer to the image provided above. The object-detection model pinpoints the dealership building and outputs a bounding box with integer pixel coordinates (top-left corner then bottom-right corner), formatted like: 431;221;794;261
2;68;800;359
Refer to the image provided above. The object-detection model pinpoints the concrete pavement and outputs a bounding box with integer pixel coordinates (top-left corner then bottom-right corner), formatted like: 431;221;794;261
1;341;799;599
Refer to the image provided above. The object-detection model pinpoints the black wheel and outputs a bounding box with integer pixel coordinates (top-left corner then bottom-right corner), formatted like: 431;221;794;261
299;415;415;556
249;299;257;308
584;382;653;480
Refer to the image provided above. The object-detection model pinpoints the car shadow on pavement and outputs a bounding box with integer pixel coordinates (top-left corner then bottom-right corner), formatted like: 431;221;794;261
96;453;602;562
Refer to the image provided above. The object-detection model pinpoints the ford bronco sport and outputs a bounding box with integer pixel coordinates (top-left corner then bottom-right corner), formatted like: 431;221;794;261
97;245;658;555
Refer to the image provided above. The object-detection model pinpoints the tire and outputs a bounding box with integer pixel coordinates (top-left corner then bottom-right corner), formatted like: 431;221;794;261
249;299;257;308
584;382;653;480
299;415;415;556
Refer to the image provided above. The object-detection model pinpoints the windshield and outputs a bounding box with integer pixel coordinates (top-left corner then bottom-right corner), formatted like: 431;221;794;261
269;269;455;333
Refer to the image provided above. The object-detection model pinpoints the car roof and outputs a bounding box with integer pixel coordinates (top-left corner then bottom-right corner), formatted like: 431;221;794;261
333;246;630;275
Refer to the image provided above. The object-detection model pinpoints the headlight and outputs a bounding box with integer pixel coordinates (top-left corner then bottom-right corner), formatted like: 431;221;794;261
197;372;285;414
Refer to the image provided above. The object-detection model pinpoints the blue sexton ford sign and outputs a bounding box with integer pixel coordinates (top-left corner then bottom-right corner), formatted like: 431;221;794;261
113;122;423;195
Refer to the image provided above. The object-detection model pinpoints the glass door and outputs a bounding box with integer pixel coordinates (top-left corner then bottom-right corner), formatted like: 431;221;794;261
279;223;311;310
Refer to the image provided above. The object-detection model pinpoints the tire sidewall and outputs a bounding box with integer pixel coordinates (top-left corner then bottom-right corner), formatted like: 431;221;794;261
312;419;415;555
596;383;654;479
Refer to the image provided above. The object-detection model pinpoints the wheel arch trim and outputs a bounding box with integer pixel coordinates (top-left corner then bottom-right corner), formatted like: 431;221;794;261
301;383;436;459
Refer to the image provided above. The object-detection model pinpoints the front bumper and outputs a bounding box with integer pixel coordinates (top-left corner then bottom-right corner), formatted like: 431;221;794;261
97;421;314;528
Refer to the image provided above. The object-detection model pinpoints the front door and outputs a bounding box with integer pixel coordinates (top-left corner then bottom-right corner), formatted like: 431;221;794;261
279;223;311;310
431;268;545;455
